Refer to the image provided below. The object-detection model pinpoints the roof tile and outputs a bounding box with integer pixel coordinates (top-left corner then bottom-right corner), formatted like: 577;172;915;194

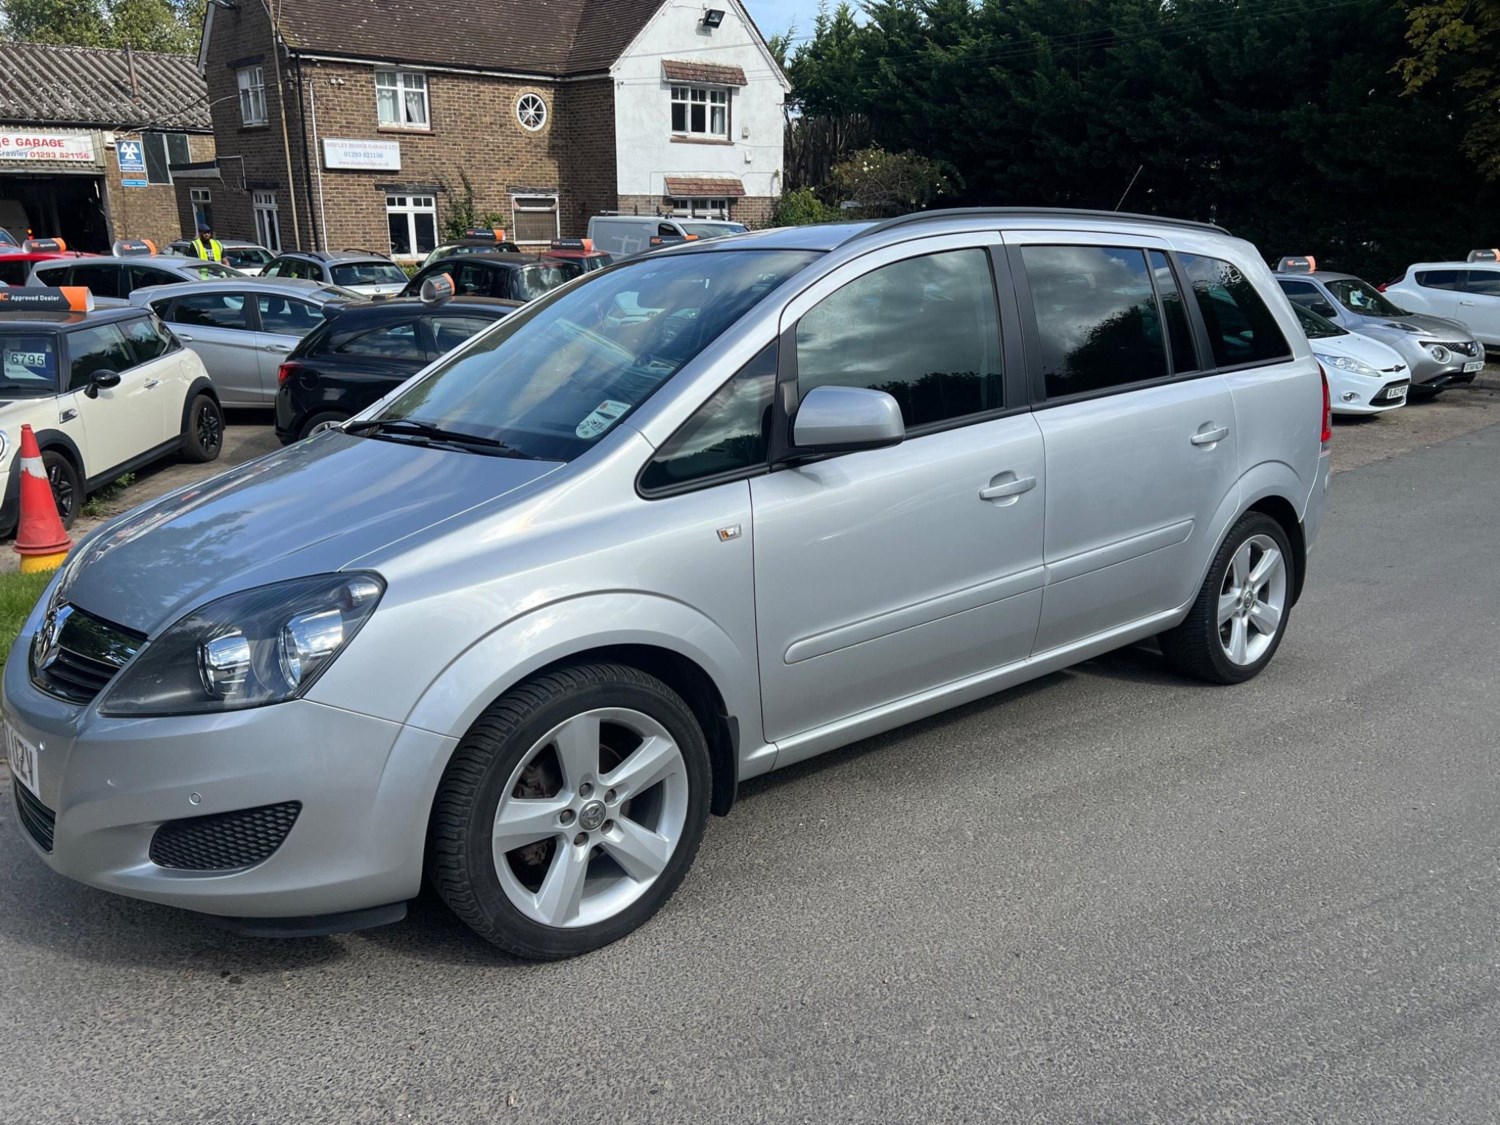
662;60;748;86
0;41;209;130
664;176;745;197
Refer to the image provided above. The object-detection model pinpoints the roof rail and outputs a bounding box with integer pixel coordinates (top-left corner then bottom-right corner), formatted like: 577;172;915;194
844;207;1229;244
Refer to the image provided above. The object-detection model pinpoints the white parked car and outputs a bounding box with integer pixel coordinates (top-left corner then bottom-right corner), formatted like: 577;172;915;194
0;297;222;529
1293;303;1409;414
1383;251;1500;352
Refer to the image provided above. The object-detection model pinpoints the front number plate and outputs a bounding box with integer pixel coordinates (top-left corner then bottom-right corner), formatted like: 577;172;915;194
1463;360;1483;374
4;722;40;798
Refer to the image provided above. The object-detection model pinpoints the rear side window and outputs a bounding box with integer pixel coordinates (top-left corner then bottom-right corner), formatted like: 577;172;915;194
121;316;176;363
796;248;1004;427
449;262;494;297
641;342;776;493
335;320;424;360
68;323;136;387
1178;254;1291;368
1416;270;1462;291
1021;245;1167;397
74;263;126;299
170;292;249;330
256;295;322;335
128;265;179;292
0;259;29;286
429;315;498;354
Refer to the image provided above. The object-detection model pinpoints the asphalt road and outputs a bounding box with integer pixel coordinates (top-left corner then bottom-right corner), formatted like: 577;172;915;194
2;422;1498;1124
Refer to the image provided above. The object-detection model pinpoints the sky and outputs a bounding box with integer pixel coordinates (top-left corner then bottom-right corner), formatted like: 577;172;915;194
745;0;822;40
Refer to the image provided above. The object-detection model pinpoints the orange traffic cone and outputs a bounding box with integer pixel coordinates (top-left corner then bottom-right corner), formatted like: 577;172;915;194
14;425;72;574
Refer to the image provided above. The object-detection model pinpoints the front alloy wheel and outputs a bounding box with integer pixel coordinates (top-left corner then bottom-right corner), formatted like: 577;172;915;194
429;664;710;959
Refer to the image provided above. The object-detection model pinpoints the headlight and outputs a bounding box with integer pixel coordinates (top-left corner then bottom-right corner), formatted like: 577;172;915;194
1425;344;1450;363
100;573;384;716
1314;353;1379;379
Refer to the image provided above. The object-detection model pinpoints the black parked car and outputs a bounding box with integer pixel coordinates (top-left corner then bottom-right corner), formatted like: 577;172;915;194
402;253;582;303
273;296;517;443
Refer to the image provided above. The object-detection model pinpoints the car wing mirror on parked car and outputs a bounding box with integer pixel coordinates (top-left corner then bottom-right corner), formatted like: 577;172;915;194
84;370;121;398
791;385;905;454
1312;301;1337;319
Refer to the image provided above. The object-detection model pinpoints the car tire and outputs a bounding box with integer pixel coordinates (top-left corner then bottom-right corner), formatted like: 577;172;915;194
1160;512;1295;685
42;450;81;529
428;663;711;960
297;412;348;441
180;394;224;463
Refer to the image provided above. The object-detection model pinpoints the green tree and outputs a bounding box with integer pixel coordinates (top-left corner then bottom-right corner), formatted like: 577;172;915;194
1;0;109;46
1;0;202;52
1400;0;1500;180
829;146;956;216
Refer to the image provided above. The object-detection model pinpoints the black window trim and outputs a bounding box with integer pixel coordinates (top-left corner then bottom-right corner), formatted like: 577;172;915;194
120;312;181;365
61;320;140;390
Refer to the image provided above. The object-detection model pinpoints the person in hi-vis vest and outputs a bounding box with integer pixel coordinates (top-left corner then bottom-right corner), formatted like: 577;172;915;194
190;223;224;262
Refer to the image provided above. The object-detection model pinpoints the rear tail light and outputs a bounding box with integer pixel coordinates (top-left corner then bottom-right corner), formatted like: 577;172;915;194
1318;363;1332;445
277;361;302;388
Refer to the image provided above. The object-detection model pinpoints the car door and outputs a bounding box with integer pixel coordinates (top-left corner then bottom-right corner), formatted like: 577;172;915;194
1009;236;1241;653
253;292;325;403
315;317;428;416
62;321;162;474
1457;270;1500;346
119;314;192;439
160;290;261;406
1407;270;1465;320
749;235;1045;750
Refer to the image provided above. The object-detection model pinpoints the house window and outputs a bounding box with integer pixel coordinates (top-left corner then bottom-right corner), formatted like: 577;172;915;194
670;85;728;138
376;70;429;128
670;198;730;218
253;190;281;252
237;66;267;125
512;195;559;243
387;194;437;257
190;188;212;230
142;132;190;184
516;93;548;131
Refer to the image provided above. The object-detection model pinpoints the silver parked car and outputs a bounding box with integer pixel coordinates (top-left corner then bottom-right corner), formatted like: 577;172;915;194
4;210;1331;958
127;279;353;408
262;250;408;297
1272;258;1483;391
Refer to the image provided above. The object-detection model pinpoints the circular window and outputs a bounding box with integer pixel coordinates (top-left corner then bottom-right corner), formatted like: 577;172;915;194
516;93;548;131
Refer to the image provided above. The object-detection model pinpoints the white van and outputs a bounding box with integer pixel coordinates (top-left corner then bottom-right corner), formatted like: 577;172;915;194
586;214;747;258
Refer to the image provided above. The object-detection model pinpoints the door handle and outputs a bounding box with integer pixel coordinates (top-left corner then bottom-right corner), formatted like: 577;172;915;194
1191;424;1230;447
261;343;290;353
144;379;161;390
979;472;1037;504
1458;300;1477;307
176;332;195;341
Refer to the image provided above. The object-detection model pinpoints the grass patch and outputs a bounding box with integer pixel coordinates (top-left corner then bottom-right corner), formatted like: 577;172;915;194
81;473;135;518
0;569;54;673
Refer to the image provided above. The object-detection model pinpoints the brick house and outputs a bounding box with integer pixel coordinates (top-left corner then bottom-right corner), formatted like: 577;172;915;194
0;42;215;251
197;0;788;259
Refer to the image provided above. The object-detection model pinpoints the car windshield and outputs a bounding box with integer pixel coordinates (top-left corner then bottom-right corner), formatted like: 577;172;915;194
515;262;582;301
333;261;407;287
1326;278;1408;318
225;247;272;269
184;261;240;280
0;332;59;394
680;223;748;239
1293;302;1345;339
0;229;17;248
368;249;817;462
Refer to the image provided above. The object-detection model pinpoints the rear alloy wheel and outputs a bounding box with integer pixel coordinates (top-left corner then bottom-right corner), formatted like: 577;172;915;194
428;664;711;959
41;450;81;528
1161;512;1294;684
298;412;348;441
181;394;224;463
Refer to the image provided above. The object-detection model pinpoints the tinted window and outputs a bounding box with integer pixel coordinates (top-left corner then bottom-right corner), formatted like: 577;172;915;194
73;263;125;299
449;262;494;297
0;259;29;286
1022;245;1166;396
1292;302;1345;340
641;343;775;492
1150;251;1199;374
374;249;814;462
68;323;136;387
122;316;175;363
256;294;322;335
514;263;576;301
797;248;1004;425
128;265;180;292
0;333;60;393
171;292;249;330
1416;270;1463;291
1276;279;1325;311
336;321;424;360
1464;270;1500;297
1178;254;1292;367
30;262;71;286
429;314;499;354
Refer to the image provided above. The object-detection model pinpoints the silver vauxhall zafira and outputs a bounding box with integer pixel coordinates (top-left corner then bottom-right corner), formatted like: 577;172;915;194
5;210;1332;958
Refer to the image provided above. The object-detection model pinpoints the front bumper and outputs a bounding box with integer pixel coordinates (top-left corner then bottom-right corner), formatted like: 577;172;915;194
1330;376;1407;415
3;645;454;919
1392;340;1485;387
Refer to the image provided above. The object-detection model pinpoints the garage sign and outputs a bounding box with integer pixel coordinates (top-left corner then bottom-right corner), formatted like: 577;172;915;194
0;131;95;162
322;138;401;171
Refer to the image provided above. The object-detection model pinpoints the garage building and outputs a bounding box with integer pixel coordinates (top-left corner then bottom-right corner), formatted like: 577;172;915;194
0;41;215;251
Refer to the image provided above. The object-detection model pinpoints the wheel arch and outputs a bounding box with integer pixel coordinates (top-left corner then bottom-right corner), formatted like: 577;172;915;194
178;375;220;433
1244;493;1307;605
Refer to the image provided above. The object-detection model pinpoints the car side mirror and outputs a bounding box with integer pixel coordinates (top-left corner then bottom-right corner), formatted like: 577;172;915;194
84;370;121;399
1312;301;1337;319
791;385;905;454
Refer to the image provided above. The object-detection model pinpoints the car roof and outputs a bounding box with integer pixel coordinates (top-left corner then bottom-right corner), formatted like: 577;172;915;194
0;304;145;330
37;255;222;270
127;277;344;302
1403;260;1500;271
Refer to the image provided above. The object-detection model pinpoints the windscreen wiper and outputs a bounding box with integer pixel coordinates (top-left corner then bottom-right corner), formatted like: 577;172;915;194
343;418;540;458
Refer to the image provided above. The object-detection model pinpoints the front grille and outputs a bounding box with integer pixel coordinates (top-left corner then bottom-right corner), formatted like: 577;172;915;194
30;605;145;704
12;783;55;852
149;801;301;871
1436;340;1480;358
